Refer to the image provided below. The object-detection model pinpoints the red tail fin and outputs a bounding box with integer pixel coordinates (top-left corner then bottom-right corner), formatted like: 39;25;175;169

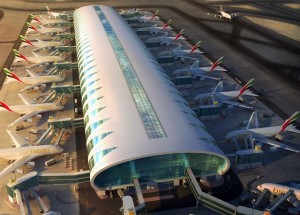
0;102;13;112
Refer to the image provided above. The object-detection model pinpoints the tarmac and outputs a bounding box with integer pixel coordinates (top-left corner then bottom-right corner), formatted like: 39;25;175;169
0;1;299;215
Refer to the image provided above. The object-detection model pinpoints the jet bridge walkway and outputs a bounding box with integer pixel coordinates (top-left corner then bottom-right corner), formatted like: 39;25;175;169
185;168;264;215
6;170;90;202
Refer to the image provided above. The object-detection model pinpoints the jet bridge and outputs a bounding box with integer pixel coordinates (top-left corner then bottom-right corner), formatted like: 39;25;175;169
54;62;78;70
48;117;84;129
267;189;295;212
185;168;264;215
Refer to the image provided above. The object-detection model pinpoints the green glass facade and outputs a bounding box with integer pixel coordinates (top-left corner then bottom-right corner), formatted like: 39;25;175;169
93;153;228;189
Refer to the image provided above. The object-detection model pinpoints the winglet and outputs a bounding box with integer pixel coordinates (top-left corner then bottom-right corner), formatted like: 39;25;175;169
30;14;42;24
162;19;172;30
175;29;185;40
12;49;30;62
278;111;300;134
3;68;23;83
26;22;39;32
0;102;13;112
19;35;34;47
189;41;202;54
190;60;200;69
150;10;159;20
212;81;223;94
209;56;224;72
237;78;255;97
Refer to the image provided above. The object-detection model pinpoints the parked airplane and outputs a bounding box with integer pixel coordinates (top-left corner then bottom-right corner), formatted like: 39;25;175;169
0;94;64;126
46;5;67;18
3;68;64;92
0;130;63;179
13;49;67;64
126;10;159;23
158;41;203;61
194;79;258;109
146;29;185;45
30;14;42;24
207;5;237;20
26;22;68;35
137;19;172;34
225;111;300;152
120;8;139;16
20;35;66;48
257;183;300;200
173;56;226;80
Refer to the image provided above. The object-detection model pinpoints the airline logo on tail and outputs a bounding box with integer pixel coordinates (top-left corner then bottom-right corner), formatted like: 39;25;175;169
26;22;39;32
190;41;202;54
0;102;13;112
46;5;52;16
19;35;34;47
3;68;23;83
162;19;172;30
30;14;42;24
279;111;300;133
13;49;30;62
237;78;254;97
209;56;224;72
150;10;159;20
175;29;185;40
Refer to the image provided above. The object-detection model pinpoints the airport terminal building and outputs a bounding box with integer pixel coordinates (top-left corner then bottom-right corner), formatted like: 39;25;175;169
73;6;230;191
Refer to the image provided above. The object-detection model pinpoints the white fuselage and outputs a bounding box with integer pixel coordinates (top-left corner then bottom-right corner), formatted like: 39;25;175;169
0;103;64;114
220;11;232;20
225;126;283;140
22;41;64;48
257;183;300;200
5;75;64;85
14;55;65;64
27;27;67;35
174;66;225;76
0;145;63;160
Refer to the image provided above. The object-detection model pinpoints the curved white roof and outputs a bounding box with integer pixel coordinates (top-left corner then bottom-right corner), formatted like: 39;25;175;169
74;5;230;190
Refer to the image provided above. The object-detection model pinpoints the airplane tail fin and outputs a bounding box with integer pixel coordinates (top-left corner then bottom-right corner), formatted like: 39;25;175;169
175;29;185;40
26;22;39;32
246;111;259;130
278;111;300;134
189;41;202;54
220;5;223;12
212;81;223;94
0;102;13;112
46;5;52;16
237;78;255;97
209;56;224;72
12;49;30;62
30;14;42;24
19;35;34;47
162;19;172;30
150;10;159;20
3;68;23;83
190;60;200;69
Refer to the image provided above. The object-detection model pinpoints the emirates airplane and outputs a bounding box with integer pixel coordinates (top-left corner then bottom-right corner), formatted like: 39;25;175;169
13;49;67;64
0;130;63;179
3;68;64;92
19;35;67;48
146;29;186;46
173;56;226;80
0;94;64;126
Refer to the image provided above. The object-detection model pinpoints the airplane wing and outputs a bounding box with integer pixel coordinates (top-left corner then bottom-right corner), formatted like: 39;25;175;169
20;82;44;92
6;130;31;148
18;94;35;105
31;52;42;58
217;99;253;109
9;110;44;126
25;69;39;77
256;137;299;153
0;156;37;179
193;74;220;81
